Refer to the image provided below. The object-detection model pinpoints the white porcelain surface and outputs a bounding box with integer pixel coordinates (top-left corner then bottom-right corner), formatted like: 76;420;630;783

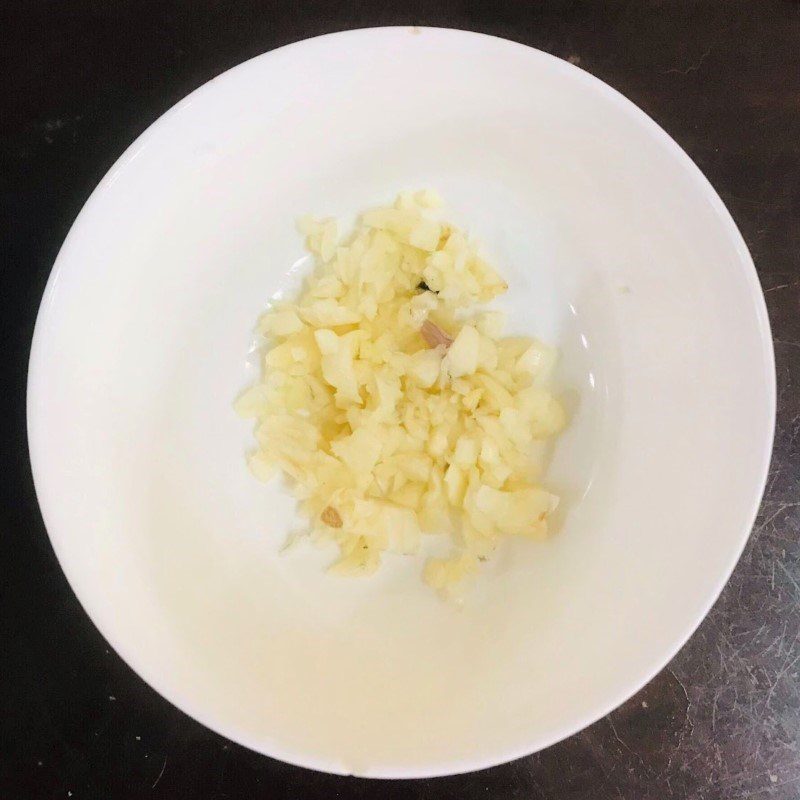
27;28;775;778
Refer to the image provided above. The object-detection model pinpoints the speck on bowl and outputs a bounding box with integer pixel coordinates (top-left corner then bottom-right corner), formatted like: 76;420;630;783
27;27;775;778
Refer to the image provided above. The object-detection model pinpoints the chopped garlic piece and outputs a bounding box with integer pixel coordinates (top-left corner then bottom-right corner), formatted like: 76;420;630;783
237;191;566;597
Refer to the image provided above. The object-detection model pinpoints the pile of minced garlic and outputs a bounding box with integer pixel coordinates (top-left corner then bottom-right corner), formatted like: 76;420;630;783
235;190;566;598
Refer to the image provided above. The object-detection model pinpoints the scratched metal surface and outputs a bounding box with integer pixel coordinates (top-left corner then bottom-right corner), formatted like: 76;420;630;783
1;1;798;798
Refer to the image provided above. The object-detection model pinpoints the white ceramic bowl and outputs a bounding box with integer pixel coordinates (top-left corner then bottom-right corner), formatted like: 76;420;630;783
28;28;775;778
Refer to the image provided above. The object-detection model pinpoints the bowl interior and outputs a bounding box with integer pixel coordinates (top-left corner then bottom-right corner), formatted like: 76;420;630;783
28;28;774;777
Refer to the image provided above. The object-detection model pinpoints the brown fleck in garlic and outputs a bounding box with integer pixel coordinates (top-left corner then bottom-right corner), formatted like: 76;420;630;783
420;319;453;349
321;506;343;528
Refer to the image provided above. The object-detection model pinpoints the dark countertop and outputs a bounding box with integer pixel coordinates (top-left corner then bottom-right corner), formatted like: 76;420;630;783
2;2;798;798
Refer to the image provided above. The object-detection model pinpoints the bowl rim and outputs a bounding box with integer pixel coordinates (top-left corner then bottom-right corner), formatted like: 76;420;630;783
27;26;777;778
